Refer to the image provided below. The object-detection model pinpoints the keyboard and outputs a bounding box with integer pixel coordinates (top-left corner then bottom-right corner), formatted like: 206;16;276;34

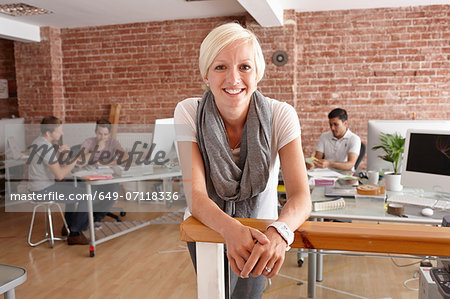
388;194;450;210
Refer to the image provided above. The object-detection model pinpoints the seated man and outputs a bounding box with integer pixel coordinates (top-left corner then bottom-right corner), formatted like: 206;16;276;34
28;116;89;245
311;108;361;171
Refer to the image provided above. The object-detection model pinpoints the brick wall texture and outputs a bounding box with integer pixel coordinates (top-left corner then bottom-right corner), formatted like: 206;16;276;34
7;4;450;165
14;27;65;122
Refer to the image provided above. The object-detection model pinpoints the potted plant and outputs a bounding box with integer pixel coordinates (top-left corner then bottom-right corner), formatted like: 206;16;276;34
371;132;405;191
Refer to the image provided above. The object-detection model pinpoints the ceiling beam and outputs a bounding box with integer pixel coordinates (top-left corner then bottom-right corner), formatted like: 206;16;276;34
237;0;283;27
0;17;40;42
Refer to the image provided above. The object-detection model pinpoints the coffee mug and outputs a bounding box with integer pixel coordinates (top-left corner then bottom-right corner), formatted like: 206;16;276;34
368;170;379;185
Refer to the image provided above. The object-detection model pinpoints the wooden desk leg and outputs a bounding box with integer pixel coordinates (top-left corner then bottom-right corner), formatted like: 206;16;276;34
196;242;225;299
86;183;96;257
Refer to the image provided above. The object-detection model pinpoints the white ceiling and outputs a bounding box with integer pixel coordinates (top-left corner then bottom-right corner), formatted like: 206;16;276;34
0;0;448;41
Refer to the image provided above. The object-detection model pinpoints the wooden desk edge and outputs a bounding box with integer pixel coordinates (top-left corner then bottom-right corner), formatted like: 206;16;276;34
180;217;450;256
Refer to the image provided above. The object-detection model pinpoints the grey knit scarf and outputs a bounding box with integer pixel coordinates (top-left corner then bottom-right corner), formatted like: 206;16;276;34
196;90;272;218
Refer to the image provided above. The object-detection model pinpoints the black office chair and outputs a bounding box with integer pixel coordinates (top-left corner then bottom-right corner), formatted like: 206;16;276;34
354;142;366;170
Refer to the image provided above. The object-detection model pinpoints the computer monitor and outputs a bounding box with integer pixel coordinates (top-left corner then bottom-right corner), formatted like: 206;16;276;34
367;120;450;172
0;118;26;152
401;129;450;194
149;118;176;162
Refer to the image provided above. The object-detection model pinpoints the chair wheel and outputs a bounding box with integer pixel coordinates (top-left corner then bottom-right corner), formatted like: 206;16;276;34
90;251;95;257
120;212;126;217
297;258;304;267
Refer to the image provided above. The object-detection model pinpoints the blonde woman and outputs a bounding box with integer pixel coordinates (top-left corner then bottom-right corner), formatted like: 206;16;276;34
175;23;311;298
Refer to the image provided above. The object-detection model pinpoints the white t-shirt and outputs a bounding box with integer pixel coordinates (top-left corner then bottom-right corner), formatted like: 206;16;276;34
174;97;301;220
316;129;361;163
28;136;58;191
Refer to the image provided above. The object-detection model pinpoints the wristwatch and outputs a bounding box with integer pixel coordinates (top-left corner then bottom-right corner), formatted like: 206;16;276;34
268;221;294;251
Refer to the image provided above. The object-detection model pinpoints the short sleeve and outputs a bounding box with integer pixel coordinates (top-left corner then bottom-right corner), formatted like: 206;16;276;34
348;134;361;155
174;98;199;143
81;138;95;152
110;138;123;152
272;101;301;151
32;141;57;165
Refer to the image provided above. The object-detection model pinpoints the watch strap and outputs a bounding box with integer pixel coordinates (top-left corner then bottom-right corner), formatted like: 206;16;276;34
268;221;294;251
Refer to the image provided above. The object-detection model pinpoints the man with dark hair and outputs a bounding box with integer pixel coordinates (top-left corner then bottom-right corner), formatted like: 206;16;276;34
94;119;112;133
311;108;361;171
28;116;89;245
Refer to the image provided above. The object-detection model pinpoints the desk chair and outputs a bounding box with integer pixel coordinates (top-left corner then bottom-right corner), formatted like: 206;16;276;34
28;201;70;247
106;209;126;222
354;142;366;170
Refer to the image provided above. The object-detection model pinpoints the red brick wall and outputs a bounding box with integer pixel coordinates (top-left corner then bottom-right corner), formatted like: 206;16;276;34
296;5;450;160
59;13;300;124
15;27;65;123
0;39;18;118
12;5;449;168
248;10;298;108
60;17;242;123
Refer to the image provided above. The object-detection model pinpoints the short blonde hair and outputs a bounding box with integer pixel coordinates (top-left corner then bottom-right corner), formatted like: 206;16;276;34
199;23;265;85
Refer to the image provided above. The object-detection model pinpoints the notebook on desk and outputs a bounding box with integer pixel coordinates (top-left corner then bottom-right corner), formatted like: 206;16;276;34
324;185;357;197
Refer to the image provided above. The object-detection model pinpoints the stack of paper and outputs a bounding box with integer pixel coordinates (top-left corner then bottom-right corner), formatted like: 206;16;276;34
312;197;345;212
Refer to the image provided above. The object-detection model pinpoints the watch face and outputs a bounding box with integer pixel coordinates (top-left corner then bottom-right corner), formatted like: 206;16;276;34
272;222;293;245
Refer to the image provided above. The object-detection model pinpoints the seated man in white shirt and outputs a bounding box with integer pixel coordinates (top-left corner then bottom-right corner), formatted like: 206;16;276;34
311;108;361;171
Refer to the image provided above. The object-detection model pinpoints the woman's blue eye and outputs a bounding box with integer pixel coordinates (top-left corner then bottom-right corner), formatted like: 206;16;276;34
215;65;225;70
240;65;251;70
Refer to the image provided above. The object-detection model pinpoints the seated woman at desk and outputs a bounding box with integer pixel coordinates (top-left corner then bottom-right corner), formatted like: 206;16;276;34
80;119;128;223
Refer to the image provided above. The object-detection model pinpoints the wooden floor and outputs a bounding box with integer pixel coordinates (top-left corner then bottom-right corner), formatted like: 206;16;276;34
0;206;426;298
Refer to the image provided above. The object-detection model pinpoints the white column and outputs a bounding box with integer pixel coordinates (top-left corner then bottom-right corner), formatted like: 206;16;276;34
196;242;225;299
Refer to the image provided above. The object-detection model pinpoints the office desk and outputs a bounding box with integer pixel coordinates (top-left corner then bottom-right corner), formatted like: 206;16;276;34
305;185;443;298
74;166;182;257
1;159;27;202
311;186;442;225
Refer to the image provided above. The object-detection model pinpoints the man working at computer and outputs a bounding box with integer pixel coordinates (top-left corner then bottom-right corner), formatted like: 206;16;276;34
310;108;361;171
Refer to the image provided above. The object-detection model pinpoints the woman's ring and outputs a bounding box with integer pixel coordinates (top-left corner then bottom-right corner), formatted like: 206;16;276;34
265;266;272;273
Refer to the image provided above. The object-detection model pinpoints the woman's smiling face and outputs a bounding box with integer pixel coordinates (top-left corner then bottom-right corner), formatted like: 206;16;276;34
205;39;257;111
